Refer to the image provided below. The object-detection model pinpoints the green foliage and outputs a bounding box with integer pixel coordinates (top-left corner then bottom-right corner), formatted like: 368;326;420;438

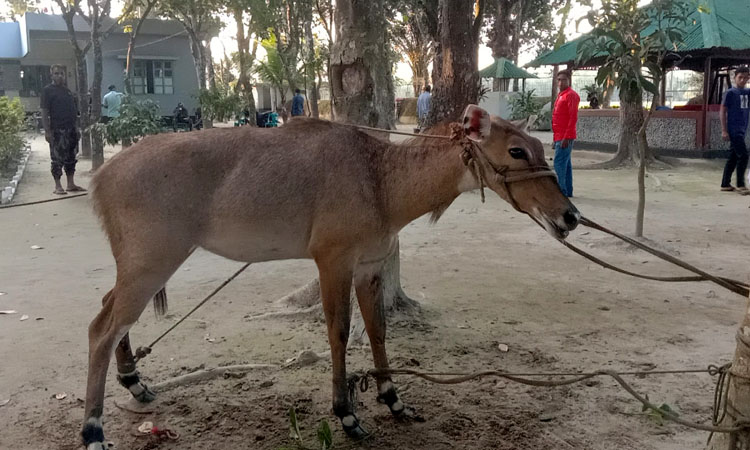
509;89;543;121
0;97;26;173
642;401;679;426
284;407;335;450
93;96;162;146
198;87;242;122
255;34;288;93
575;0;692;104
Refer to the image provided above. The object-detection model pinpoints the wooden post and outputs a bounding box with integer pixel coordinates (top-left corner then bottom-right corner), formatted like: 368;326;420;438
551;64;559;104
659;70;667;107
706;292;750;450
700;57;712;149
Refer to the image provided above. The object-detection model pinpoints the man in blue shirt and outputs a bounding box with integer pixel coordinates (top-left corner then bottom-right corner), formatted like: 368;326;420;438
417;85;431;130
720;66;750;194
291;89;305;117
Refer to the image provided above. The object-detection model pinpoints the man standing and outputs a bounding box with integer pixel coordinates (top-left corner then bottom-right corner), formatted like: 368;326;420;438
552;70;580;198
40;64;85;195
720;66;750;194
417;85;432;130
101;84;122;123
291;89;305;117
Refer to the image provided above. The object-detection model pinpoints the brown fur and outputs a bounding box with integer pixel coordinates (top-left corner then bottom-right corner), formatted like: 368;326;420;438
81;111;580;446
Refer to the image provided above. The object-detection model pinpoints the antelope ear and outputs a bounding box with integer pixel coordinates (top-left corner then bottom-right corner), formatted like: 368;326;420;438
462;105;491;142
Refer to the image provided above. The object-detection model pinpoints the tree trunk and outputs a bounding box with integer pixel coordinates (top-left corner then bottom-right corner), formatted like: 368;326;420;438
425;0;482;127
330;0;395;128
551;64;559;104
124;0;155;96
282;0;413;324
75;54;92;159
612;89;656;166
187;30;207;90
233;10;257;126
706;293;750;450
90;3;105;171
602;78;615;108
304;20;319;119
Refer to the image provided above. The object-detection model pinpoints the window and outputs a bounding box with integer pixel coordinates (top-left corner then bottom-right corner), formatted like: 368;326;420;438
129;60;174;95
20;65;53;97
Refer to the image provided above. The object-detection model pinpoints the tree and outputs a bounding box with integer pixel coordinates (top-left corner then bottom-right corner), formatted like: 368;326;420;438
224;0;269;125
53;0;131;166
158;0;220;91
303;13;320;118
122;0;158;96
390;0;434;97
329;0;395;128
5;0;38;20
576;0;690;238
424;0;485;127
576;0;690;168
53;0;93;159
486;0;564;90
85;0;112;170
255;34;288;107
314;0;334;119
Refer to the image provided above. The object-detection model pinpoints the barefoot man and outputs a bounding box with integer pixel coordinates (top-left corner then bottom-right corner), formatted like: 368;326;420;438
41;64;86;195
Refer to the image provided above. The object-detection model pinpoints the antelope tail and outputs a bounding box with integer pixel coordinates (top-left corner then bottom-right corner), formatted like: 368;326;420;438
153;287;168;319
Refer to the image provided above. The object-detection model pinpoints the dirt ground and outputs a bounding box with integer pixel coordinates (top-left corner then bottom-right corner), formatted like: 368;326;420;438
1;127;749;450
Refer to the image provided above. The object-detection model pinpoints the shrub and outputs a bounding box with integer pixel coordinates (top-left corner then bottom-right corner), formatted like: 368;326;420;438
94;96;162;145
198;87;242;123
0;97;26;173
510;89;543;121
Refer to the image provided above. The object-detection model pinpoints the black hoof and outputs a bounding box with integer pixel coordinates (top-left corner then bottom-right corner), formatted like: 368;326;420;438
341;415;370;440
117;371;156;403
132;383;156;403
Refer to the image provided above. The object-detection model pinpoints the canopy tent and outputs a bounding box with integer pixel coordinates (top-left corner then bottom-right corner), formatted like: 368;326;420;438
525;0;750;148
478;57;538;91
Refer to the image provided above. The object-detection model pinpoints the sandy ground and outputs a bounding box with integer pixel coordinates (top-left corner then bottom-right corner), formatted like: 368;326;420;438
1;126;749;450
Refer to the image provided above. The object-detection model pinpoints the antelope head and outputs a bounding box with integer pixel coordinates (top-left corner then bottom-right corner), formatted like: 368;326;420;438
461;105;580;239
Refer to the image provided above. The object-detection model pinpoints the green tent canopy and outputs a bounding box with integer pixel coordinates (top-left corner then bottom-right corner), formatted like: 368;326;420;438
478;57;538;79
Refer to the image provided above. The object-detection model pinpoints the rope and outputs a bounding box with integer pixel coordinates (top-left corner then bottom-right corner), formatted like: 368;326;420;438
355;365;750;434
0;192;89;209
574;217;750;298
133;263;251;362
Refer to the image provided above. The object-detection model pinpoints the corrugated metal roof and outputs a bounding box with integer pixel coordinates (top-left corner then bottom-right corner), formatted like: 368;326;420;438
479;57;538;79
0;22;24;59
526;0;750;68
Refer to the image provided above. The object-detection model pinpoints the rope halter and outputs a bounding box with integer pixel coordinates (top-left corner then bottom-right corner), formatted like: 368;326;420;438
448;123;558;212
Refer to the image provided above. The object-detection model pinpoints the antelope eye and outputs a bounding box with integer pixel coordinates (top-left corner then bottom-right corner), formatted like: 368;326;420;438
508;147;526;159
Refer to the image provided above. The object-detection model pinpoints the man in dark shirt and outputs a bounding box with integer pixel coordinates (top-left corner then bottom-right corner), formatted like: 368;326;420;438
720;66;750;194
41;64;85;195
173;102;192;131
291;89;305;117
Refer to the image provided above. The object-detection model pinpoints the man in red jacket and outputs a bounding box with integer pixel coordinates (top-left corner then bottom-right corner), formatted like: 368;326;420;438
552;69;580;197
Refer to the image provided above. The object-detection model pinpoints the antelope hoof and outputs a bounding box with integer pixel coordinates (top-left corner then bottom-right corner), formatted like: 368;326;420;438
82;418;107;450
117;371;156;403
341;414;369;440
377;387;424;422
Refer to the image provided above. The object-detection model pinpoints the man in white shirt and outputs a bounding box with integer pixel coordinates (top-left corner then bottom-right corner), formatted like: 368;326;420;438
417;85;432;130
102;84;122;123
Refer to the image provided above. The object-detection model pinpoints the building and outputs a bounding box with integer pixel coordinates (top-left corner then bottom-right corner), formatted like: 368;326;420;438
0;12;199;116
